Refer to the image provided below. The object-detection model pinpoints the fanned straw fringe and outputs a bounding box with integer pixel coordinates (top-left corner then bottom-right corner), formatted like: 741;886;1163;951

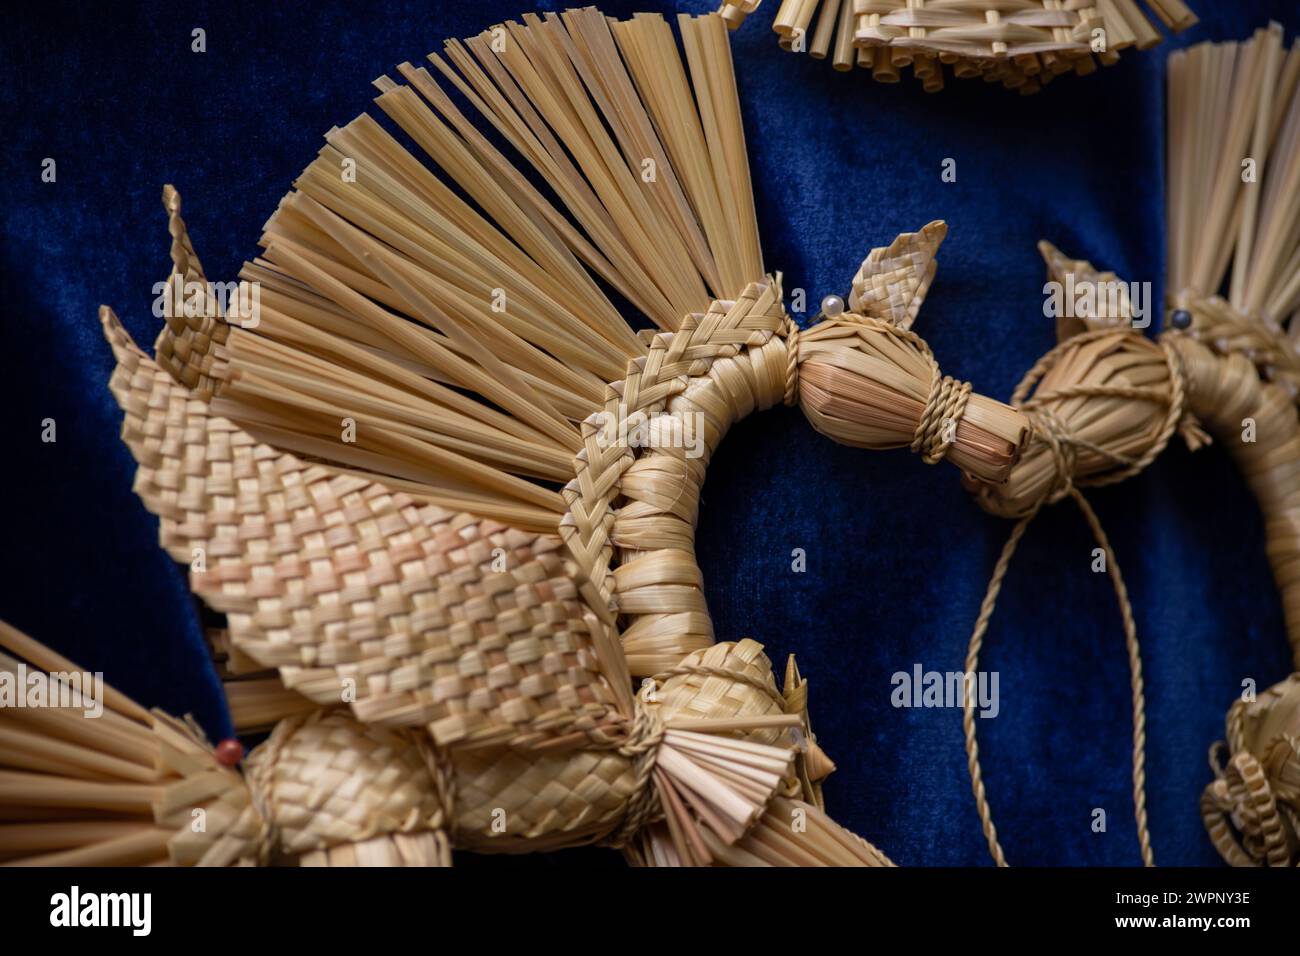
724;0;1196;93
0;621;265;867
202;9;766;529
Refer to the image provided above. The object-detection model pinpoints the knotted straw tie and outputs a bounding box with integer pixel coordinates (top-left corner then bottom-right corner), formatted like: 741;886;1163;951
965;328;1199;867
603;662;794;849
914;371;972;464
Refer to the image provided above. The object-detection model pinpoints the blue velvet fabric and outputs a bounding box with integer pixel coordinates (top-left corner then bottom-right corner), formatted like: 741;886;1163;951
3;0;1298;866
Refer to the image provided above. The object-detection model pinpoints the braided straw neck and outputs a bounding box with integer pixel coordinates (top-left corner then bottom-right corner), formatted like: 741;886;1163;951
560;226;1026;680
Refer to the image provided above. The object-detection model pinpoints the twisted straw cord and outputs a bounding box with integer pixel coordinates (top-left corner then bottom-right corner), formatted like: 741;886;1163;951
782;318;800;407
962;487;1153;866
844;311;973;464
913;374;972;464
605;702;666;848
961;511;1031;868
964;328;1191;866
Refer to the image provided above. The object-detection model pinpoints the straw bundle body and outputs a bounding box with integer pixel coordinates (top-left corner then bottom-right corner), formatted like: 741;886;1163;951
727;0;1196;92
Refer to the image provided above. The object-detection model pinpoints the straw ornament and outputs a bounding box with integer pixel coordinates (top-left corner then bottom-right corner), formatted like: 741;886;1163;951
3;8;1032;867
722;0;1198;93
957;23;1300;867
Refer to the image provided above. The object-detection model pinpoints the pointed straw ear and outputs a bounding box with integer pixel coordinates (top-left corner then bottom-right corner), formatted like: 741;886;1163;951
1038;240;1139;342
849;220;947;330
151;186;233;399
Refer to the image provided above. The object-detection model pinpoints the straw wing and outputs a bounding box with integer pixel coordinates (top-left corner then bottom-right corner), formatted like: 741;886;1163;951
102;307;630;750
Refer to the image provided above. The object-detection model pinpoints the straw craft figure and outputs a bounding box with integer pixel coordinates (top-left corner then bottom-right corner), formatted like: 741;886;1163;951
721;0;1198;92
1;8;1030;867
955;23;1300;867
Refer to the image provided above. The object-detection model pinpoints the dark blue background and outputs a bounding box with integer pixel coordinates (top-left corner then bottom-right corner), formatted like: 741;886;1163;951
2;0;1297;866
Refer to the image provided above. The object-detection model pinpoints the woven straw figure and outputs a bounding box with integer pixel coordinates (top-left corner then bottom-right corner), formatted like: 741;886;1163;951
1;9;1032;867
955;23;1300;869
722;0;1198;93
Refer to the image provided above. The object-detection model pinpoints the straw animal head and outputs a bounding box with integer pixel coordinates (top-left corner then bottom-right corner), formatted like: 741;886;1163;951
1170;294;1300;402
968;244;1203;519
794;222;1029;483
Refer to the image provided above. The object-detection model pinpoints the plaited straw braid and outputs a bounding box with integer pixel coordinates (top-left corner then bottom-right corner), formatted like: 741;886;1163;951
562;278;787;611
564;279;790;676
782;317;800;407
962;328;1197;867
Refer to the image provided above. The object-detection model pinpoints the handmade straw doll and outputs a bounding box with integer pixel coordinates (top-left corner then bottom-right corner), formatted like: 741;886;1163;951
0;9;1029;867
720;0;1198;92
955;24;1300;867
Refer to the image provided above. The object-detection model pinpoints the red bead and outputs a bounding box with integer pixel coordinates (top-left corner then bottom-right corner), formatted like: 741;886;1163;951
215;738;244;767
